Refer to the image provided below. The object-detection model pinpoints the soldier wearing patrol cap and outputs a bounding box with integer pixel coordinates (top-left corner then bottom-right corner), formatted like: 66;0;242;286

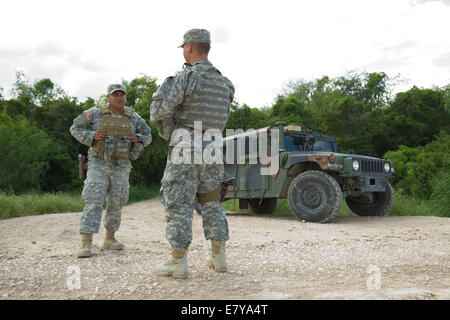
150;28;235;278
70;83;152;258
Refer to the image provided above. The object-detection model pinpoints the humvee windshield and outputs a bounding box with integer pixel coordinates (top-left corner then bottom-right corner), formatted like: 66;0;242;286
312;140;335;152
284;135;336;152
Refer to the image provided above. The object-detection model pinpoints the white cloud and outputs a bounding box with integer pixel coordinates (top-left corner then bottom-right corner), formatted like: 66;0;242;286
433;52;450;71
411;0;450;6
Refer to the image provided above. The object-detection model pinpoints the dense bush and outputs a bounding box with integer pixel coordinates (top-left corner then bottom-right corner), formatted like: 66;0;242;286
385;131;449;203
0;113;60;193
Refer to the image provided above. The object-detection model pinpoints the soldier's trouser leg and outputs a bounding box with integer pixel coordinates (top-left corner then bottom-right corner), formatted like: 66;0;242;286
161;157;198;248
164;204;194;248
199;201;229;242
197;162;229;271
79;165;108;234
197;162;229;242
104;166;130;232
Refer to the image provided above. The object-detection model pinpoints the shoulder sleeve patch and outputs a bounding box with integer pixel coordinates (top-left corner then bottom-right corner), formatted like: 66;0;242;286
84;111;93;121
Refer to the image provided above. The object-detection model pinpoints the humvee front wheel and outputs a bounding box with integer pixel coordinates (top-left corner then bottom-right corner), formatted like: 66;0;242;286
288;170;342;223
249;198;277;214
346;182;394;216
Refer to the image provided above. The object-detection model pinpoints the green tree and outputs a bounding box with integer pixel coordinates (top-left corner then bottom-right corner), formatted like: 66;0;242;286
299;72;391;156
32;95;86;191
0;88;3;113
123;75;158;120
0;113;60;193
443;84;450;113
11;71;34;106
383;87;450;152
268;95;309;128
225;103;269;132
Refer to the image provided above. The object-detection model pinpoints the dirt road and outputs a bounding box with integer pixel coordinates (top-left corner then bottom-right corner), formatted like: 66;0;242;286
0;197;449;300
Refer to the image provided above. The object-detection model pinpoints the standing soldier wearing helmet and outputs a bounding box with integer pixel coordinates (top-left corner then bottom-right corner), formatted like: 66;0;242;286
70;84;152;258
150;29;235;279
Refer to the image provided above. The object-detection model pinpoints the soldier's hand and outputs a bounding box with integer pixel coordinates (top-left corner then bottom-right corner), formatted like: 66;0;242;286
94;129;108;141
127;133;139;143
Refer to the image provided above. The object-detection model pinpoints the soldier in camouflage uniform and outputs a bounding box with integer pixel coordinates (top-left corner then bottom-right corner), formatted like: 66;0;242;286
150;29;235;279
70;84;152;258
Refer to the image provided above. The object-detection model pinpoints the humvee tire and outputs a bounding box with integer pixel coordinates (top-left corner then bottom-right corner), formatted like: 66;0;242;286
346;182;394;217
249;198;277;214
288;170;342;223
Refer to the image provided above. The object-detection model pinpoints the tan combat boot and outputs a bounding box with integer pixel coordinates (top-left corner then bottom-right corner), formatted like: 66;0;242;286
207;240;228;272
102;229;124;250
154;246;188;279
76;233;93;258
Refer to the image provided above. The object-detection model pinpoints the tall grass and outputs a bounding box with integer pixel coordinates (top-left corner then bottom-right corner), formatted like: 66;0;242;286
388;190;449;218
127;184;161;205
0;192;84;220
0;184;161;221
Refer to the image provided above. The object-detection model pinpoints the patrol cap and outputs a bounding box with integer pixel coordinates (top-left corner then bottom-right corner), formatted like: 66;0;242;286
107;83;127;95
178;28;211;48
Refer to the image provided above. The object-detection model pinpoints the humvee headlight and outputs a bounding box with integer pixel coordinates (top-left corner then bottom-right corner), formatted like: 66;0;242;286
352;160;360;171
384;162;391;173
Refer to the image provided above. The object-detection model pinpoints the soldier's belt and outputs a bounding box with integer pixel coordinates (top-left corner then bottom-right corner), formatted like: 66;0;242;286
111;154;130;159
196;185;221;205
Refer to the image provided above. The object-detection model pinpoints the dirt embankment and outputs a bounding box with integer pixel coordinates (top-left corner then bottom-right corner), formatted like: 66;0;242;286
0;197;449;300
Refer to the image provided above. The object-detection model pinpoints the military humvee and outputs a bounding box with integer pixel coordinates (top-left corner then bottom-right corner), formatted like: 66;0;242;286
221;122;395;222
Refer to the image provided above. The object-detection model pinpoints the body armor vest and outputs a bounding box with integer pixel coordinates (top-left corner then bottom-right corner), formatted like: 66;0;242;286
175;65;233;132
91;105;133;160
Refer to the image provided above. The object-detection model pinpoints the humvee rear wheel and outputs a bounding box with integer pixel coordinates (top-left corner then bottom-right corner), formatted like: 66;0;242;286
249;198;277;214
288;170;342;223
346;182;394;216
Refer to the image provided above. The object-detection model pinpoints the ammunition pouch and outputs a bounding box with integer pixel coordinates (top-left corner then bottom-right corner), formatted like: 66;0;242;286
196;185;221;205
92;114;132;161
109;136;131;160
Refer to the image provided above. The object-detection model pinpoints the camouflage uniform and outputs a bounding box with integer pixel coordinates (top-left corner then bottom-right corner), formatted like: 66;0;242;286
150;30;235;249
160;149;230;248
70;90;152;234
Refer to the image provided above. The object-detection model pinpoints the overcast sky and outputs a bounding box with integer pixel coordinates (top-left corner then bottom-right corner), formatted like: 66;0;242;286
1;0;449;108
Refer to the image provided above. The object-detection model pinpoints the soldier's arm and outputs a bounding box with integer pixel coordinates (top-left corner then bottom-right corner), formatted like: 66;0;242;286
150;69;195;122
134;114;152;147
70;110;96;147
